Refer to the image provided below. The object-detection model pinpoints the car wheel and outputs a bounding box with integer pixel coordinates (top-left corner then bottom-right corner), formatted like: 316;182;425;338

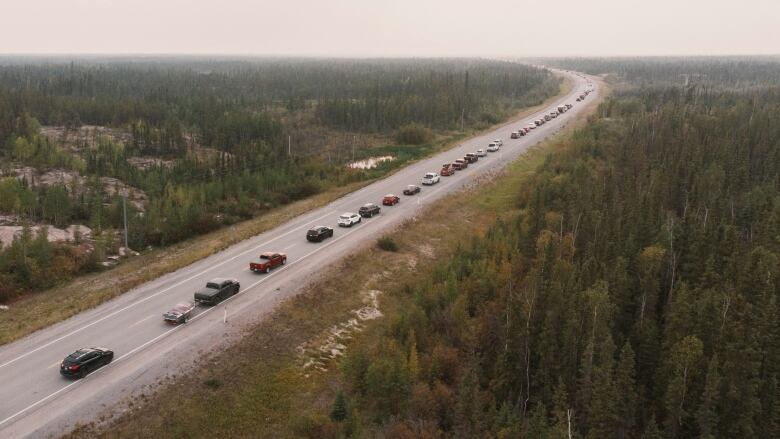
265;266;270;274
282;258;286;265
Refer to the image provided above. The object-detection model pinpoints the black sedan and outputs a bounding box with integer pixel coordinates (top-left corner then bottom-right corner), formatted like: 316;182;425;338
60;347;114;378
403;185;421;196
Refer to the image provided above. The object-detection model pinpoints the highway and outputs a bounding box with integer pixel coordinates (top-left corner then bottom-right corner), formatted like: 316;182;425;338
0;69;598;438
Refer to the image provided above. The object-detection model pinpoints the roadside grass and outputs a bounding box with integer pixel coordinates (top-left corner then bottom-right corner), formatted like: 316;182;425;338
65;80;600;438
0;73;573;347
0;181;368;346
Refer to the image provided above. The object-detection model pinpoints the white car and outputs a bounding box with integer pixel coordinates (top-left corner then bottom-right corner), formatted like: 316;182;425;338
422;172;440;185
527;123;537;130
337;212;361;227
493;139;503;146
476;149;487;157
487;143;500;152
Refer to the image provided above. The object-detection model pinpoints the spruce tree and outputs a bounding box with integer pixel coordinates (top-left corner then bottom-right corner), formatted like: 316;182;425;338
330;392;348;422
696;355;720;439
615;342;638;439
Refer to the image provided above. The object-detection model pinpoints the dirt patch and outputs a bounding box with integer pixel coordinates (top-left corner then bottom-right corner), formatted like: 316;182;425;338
126;157;176;171
297;289;383;375
2;167;148;210
40;125;133;152
0;224;92;249
99;177;147;209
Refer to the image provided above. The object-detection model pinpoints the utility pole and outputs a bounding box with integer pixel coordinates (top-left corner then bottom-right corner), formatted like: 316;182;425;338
288;135;291;157
123;196;129;250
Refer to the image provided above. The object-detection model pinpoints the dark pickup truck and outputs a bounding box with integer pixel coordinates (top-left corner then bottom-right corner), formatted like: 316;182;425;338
359;203;381;218
194;278;240;306
250;252;287;273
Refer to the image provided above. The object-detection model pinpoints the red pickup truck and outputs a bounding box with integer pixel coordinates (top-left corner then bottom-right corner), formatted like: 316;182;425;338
250;252;287;273
440;163;455;176
452;159;467;170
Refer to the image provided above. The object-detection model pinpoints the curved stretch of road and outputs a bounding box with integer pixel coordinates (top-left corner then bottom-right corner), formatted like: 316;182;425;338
0;69;598;437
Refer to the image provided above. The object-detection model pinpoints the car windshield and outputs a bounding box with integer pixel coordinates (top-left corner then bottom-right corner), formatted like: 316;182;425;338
67;349;91;361
340;215;350;220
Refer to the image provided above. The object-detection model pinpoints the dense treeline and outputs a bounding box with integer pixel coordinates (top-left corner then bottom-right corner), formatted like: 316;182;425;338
324;63;780;437
0;58;556;154
0;58;558;302
546;55;780;88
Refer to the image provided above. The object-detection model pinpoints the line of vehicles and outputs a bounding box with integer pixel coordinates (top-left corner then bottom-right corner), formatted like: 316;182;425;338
59;90;589;379
512;103;574;138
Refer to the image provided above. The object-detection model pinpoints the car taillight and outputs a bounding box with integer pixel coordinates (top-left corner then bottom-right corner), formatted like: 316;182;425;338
69;364;81;371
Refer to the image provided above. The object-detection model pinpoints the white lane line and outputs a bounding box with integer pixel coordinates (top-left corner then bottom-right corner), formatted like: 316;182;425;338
0;380;82;428
0;217;371;429
0;75;593;429
47;361;60;369
0;209;336;370
129;315;156;327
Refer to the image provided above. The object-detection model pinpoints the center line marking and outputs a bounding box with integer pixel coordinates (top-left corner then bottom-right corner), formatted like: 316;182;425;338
0;73;593;430
0;209;336;370
130;315;156;327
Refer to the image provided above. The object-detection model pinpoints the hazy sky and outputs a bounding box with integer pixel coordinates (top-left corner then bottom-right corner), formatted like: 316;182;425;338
1;0;778;57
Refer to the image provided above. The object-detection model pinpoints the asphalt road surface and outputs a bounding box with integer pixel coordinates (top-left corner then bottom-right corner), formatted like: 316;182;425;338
0;69;599;438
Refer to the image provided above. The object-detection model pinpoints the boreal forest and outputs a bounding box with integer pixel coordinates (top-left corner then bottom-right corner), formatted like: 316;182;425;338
0;58;558;302
318;57;780;438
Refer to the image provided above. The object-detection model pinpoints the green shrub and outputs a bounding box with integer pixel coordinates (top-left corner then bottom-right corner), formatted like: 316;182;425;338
203;378;222;389
377;236;399;252
394;123;433;145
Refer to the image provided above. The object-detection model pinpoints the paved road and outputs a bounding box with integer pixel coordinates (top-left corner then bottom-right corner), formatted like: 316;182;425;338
0;69;598;437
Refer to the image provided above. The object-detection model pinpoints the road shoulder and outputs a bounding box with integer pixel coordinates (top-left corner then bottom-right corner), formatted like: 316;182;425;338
0;70;570;347
65;79;604;438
